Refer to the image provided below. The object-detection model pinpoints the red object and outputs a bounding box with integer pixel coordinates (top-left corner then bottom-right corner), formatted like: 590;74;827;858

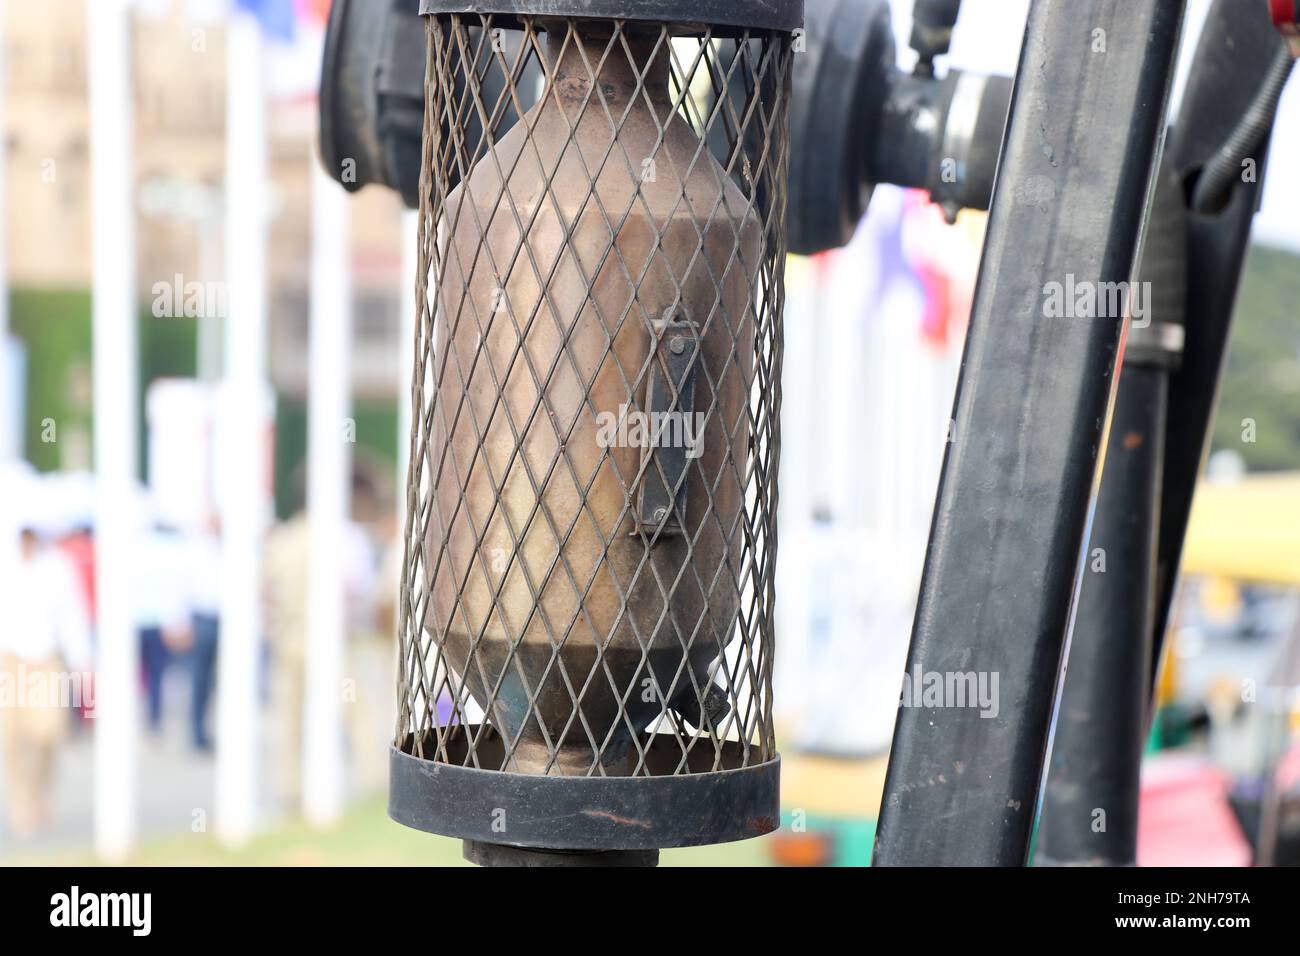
1272;0;1299;29
906;193;975;349
295;0;333;25
916;260;955;348
1137;753;1252;867
810;248;839;284
57;531;98;721
57;531;97;624
770;832;835;867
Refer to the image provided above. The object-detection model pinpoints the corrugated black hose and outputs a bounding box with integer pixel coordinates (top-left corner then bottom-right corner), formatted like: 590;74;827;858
1191;44;1295;214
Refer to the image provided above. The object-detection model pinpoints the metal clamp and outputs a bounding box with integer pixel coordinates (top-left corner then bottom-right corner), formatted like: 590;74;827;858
634;314;700;538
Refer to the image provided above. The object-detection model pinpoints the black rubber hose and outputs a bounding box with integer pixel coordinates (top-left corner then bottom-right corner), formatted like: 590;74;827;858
1191;45;1294;213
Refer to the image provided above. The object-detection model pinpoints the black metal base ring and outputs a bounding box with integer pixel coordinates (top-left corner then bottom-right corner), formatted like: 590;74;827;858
389;728;780;851
463;841;660;867
419;0;804;34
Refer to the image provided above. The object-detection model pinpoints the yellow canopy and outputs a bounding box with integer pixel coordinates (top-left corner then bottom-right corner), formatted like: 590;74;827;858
1181;472;1300;586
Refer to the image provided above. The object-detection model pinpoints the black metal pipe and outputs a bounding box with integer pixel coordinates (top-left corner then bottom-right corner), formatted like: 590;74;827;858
1151;0;1286;687
1034;159;1186;868
873;0;1187;867
1034;368;1167;865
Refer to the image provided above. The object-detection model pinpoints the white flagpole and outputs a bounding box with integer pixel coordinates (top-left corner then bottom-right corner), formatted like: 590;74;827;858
88;0;139;863
215;7;270;846
301;154;353;827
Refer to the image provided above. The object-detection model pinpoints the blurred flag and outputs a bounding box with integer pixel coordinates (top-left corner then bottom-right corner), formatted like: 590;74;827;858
232;0;331;99
901;193;982;349
294;0;332;25
235;0;297;41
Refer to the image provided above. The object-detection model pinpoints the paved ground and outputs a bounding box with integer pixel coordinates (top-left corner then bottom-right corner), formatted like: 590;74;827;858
0;658;770;867
0;667;265;860
0;642;393;863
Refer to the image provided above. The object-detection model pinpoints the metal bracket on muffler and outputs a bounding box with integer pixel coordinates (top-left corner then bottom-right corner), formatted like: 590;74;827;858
634;314;701;539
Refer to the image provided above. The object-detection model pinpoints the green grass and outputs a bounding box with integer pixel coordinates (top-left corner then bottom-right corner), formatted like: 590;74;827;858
16;796;774;867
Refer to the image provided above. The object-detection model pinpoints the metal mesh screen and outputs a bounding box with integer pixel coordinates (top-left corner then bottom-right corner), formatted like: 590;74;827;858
398;11;790;779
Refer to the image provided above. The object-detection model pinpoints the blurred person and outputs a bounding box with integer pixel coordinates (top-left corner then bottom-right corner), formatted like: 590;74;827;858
346;473;390;792
263;472;378;809
133;522;192;738
57;525;97;627
373;509;402;642
0;527;93;838
56;525;97;724
185;517;222;752
263;507;309;808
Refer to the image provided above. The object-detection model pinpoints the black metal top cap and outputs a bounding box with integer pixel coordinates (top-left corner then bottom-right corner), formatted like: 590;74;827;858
419;0;804;33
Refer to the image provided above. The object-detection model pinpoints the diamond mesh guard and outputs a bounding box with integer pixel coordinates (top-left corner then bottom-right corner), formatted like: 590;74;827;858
398;10;791;781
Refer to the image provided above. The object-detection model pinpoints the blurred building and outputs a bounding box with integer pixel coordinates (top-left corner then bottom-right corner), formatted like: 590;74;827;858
5;0;91;287
3;0;406;402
